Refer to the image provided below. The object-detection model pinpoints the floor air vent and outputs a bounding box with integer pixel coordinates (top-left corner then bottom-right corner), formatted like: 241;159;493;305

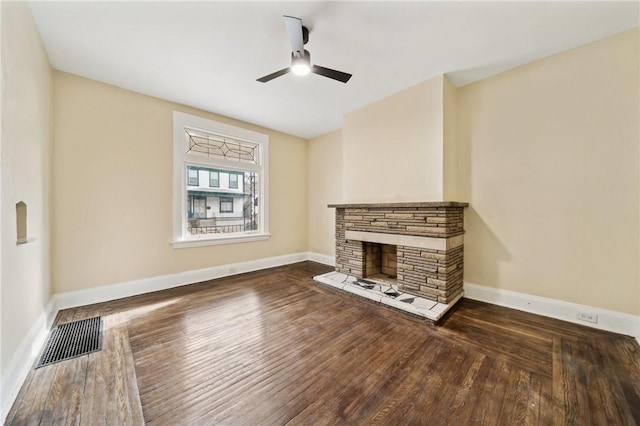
36;316;103;368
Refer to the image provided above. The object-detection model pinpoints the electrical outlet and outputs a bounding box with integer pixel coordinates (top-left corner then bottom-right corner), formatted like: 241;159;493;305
576;312;598;324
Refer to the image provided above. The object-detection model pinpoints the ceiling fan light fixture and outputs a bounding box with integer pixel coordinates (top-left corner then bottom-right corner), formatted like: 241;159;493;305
291;50;311;76
291;63;311;76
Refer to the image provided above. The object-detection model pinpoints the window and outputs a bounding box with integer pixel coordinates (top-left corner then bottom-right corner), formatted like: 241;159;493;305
210;171;219;187
220;197;234;213
173;111;269;247
187;168;199;186
229;173;238;189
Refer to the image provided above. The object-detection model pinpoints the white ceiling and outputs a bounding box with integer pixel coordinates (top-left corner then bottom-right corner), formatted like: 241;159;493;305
29;1;639;139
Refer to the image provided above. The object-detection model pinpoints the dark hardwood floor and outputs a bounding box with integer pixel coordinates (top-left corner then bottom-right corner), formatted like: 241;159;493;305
6;261;640;425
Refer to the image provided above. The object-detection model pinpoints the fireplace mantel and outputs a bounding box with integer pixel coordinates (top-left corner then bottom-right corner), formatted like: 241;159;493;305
328;202;469;209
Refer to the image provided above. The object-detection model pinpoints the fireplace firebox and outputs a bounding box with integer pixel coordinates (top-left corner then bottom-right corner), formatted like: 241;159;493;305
364;242;397;282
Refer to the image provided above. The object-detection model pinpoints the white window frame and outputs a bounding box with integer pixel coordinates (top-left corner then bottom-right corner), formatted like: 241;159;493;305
172;111;270;248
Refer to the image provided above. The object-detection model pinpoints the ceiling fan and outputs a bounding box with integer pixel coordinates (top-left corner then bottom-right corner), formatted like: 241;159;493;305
257;15;352;84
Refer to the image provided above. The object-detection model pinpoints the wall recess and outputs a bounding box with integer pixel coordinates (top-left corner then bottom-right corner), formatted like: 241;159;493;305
16;201;27;244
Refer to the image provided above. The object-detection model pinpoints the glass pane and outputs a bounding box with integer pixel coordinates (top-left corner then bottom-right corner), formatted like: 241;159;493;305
185;129;259;165
186;166;260;237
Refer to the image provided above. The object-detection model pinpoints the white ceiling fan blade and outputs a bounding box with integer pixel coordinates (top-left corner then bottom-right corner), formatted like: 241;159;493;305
283;15;304;57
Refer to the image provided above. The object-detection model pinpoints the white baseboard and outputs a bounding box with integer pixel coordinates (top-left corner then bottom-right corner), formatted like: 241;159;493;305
307;252;335;266
464;282;640;344
1;298;57;423
56;252;310;310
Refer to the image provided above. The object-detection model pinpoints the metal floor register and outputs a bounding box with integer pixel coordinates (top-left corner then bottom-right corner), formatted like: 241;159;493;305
36;316;103;368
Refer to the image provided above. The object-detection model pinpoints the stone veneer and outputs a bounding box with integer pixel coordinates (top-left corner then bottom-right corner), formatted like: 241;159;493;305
330;202;468;304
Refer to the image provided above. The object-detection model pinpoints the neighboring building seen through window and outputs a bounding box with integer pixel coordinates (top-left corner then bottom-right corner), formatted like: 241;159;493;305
185;166;259;236
185;166;251;223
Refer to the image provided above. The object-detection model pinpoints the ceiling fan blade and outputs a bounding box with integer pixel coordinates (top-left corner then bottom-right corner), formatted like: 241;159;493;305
256;67;291;83
311;65;352;83
283;15;304;56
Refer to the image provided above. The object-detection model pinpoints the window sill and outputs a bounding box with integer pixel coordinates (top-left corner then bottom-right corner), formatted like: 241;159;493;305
172;233;271;248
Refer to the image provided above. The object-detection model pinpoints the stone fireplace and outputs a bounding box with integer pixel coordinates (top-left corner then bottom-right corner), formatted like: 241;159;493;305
329;202;468;305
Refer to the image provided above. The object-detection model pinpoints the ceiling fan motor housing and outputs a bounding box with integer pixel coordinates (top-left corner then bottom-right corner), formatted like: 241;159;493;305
292;49;311;67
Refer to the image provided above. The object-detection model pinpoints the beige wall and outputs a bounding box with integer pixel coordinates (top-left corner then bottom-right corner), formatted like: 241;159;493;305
458;29;639;315
1;2;53;372
343;75;445;203
443;76;458;201
307;130;343;256
52;72;308;293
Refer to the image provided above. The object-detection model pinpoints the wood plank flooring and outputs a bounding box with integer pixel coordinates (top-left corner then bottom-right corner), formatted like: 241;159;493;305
5;261;640;425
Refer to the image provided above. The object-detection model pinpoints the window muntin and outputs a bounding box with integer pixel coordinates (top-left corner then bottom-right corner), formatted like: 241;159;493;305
185;128;258;164
173;112;269;247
